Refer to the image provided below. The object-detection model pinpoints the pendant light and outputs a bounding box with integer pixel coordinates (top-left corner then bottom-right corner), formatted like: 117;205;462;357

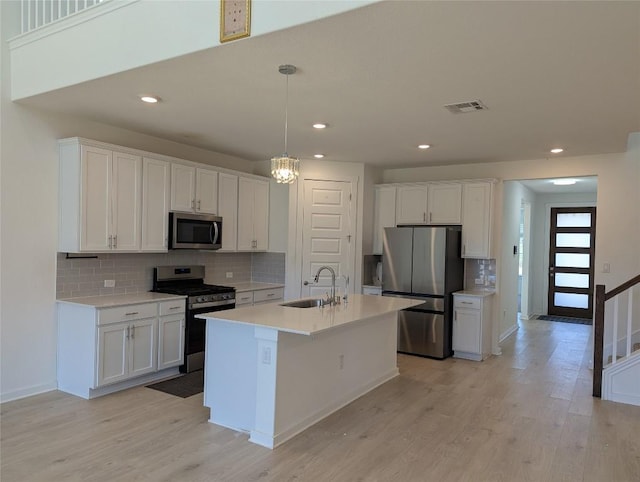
271;64;300;184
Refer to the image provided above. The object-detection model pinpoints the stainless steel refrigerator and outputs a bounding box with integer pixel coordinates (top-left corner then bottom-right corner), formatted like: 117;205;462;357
382;226;463;359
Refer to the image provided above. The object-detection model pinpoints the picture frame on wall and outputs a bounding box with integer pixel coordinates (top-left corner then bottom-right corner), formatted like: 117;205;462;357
220;0;251;43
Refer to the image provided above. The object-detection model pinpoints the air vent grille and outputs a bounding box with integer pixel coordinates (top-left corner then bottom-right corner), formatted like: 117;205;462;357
444;100;488;114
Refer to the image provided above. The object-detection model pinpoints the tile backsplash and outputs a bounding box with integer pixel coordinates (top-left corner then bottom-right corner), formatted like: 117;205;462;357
56;251;285;299
464;258;496;290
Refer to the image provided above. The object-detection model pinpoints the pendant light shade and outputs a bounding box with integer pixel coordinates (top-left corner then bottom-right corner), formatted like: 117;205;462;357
271;64;299;184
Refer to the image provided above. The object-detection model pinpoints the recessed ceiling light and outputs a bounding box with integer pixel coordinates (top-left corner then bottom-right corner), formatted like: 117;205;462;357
140;95;160;104
418;144;431;150
552;179;577;186
550;148;564;154
314;154;325;159
313;123;327;129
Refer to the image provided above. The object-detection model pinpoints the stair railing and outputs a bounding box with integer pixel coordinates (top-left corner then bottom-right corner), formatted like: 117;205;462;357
593;274;640;397
20;0;107;34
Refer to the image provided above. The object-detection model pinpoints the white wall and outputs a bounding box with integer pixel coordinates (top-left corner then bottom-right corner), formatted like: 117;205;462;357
10;0;377;100
383;139;640;350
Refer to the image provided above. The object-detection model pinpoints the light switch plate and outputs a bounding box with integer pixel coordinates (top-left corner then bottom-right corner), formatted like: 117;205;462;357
104;279;115;288
226;272;233;278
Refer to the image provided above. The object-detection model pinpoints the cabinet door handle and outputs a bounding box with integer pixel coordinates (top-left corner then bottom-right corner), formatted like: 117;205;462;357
191;199;195;209
108;235;113;249
125;311;139;316
462;244;466;256
461;301;473;305
126;326;130;339
169;306;180;310
197;200;201;210
130;325;135;339
113;235;117;249
267;293;275;297
429;212;432;223
423;212;426;223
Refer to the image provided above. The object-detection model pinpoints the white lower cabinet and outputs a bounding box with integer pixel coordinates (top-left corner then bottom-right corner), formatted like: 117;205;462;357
58;297;185;399
452;294;492;361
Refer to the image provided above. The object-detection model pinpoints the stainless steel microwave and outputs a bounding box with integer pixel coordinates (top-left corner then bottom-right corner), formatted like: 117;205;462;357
169;212;222;250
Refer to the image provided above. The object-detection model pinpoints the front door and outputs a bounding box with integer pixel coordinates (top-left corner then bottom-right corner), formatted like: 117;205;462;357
547;207;596;319
301;180;355;299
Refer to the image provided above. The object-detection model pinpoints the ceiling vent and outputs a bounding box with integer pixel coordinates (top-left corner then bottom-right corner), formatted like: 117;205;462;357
444;100;488;114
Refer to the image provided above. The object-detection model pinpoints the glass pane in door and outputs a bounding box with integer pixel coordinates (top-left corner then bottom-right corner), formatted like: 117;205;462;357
555;253;590;268
556;233;591;248
554;293;589;309
556;212;591;227
555;273;590;288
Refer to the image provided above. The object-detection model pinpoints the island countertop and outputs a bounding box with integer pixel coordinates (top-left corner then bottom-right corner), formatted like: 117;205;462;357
197;294;421;336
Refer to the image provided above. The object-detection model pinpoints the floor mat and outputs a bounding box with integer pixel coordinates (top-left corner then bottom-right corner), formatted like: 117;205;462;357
536;315;592;325
146;370;204;398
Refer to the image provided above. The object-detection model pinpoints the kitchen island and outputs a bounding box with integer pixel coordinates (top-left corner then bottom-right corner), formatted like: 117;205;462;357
197;294;421;449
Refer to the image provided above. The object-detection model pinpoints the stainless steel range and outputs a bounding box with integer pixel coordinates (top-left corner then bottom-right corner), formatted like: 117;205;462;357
152;265;235;373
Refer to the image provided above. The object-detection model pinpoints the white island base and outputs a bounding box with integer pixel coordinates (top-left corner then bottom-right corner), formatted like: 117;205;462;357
200;295;420;449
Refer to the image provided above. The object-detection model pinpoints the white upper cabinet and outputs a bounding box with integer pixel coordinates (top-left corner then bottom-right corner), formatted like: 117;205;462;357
238;177;269;251
428;183;462;224
170;164;219;214
59;140;142;252
217;172;239;251
141;157;170;252
195;168;218;214
461;182;493;258
396;185;428;224
373;186;397;254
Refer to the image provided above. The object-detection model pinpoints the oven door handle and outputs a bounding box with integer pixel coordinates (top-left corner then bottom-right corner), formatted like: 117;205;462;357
190;299;235;311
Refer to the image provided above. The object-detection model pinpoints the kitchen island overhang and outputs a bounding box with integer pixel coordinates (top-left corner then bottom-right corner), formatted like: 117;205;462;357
197;294;421;449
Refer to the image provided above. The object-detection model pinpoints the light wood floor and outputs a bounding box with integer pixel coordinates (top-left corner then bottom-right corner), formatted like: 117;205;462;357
2;319;639;482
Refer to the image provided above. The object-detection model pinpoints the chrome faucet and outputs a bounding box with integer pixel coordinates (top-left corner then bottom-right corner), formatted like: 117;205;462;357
314;266;337;305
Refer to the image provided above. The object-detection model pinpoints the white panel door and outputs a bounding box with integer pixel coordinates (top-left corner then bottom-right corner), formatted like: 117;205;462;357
195;168;218;214
301;180;355;299
141;157;170;252
453;309;481;354
81;145;112;251
170;164;195;212
112;151;142;251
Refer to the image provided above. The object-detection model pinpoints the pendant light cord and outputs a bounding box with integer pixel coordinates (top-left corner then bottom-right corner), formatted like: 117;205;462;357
284;72;289;156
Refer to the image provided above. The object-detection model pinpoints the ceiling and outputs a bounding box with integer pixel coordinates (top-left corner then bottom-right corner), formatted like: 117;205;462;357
518;177;597;194
19;1;640;169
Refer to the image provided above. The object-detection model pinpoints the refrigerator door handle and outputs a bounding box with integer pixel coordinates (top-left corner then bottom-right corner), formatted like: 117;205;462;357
431;317;437;343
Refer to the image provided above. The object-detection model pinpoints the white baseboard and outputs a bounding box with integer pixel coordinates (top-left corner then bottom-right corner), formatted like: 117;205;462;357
500;323;518;343
1;381;58;403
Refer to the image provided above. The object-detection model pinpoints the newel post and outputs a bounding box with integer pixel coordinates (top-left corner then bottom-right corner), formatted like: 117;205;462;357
593;284;606;397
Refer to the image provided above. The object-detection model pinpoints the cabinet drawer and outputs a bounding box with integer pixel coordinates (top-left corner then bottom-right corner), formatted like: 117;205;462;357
453;296;481;310
159;299;185;316
235;292;254;306
253;288;284;303
98;303;157;325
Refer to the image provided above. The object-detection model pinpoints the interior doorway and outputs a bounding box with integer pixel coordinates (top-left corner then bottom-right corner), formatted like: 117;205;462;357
518;202;532;319
547;206;597;319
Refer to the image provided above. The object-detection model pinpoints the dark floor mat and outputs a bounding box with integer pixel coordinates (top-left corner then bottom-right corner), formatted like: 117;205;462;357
536;315;592;325
146;370;204;398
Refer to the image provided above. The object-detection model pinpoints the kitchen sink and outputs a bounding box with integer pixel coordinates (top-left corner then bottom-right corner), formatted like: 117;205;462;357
280;298;325;308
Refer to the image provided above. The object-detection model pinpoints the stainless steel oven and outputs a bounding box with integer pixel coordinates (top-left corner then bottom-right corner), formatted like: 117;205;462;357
152;265;235;373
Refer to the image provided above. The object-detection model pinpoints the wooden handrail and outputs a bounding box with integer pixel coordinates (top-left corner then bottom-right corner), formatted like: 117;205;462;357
593;273;640;398
605;274;640;300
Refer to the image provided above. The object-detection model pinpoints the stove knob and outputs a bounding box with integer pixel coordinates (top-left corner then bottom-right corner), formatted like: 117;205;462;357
196;296;204;303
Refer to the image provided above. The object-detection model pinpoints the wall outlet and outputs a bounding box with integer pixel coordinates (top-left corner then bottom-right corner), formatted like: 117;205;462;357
339;354;344;370
261;347;271;365
475;278;484;285
603;263;611;273
104;279;115;288
226;272;233;278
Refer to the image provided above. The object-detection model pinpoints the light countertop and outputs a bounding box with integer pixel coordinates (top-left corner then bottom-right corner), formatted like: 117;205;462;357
232;282;285;293
197;294;421;336
57;292;186;308
453;289;496;298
